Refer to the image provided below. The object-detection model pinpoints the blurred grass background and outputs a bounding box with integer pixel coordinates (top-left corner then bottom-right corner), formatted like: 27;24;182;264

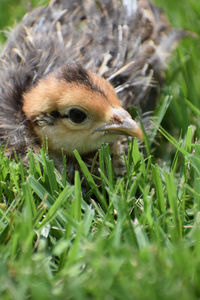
0;0;48;42
0;1;200;299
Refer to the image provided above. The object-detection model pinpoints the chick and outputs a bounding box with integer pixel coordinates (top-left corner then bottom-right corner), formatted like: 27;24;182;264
0;0;184;177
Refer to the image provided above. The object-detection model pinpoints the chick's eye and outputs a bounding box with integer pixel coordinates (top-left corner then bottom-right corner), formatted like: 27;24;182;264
68;108;87;124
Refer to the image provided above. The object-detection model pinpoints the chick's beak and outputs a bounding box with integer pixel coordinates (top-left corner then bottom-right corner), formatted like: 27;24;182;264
95;108;143;140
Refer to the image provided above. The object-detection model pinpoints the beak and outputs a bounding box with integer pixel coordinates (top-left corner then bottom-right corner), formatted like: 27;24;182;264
95;108;143;140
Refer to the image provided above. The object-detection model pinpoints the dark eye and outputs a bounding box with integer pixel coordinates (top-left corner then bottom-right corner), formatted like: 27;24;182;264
68;108;87;124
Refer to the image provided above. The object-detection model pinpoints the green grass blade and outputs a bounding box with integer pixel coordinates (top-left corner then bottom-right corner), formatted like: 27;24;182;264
27;175;55;205
73;171;82;222
73;149;107;210
152;164;166;214
37;185;74;229
165;171;182;240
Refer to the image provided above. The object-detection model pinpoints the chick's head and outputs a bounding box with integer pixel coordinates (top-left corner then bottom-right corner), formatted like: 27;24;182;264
23;65;143;155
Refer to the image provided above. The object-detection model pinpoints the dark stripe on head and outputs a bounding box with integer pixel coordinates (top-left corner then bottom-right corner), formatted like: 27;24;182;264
55;64;106;97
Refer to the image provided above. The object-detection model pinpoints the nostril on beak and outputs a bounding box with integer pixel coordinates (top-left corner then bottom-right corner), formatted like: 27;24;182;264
112;114;123;124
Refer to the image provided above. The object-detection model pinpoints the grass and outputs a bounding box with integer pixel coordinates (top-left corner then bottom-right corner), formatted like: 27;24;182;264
0;0;49;43
0;0;200;299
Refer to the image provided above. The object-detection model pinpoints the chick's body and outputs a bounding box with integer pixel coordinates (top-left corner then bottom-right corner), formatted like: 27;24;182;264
0;0;184;177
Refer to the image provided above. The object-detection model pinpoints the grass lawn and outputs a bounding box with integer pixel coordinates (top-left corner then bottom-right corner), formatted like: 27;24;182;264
0;0;200;299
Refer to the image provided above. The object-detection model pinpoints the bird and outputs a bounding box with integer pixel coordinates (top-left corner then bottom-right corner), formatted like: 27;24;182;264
0;0;185;179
